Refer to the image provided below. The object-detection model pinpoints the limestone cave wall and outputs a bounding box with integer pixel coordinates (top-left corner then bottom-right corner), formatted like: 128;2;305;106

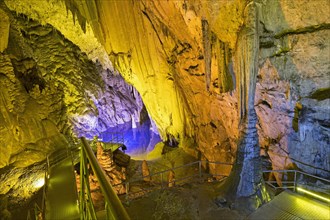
49;0;328;176
0;3;145;207
0;0;329;209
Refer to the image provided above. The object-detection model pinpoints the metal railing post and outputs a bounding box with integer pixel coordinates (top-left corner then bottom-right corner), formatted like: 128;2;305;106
80;146;85;219
294;170;297;192
46;155;50;170
125;182;129;202
160;173;163;189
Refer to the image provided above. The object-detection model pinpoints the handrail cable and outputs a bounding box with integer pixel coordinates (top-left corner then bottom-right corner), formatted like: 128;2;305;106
80;137;130;220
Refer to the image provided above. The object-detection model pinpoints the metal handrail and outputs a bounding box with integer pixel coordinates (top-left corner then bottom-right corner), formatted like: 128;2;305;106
80;137;130;220
112;160;233;202
114;160;232;187
262;169;330;198
106;132;125;144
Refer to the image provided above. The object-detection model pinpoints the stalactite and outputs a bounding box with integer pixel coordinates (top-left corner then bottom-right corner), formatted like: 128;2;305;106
236;0;260;121
202;19;211;92
63;0;87;33
217;39;234;93
237;0;269;205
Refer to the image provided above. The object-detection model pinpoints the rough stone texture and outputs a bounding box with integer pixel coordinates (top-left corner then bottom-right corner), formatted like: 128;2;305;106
96;143;126;194
257;0;330;178
0;5;147;212
3;0;328;179
1;0;330;211
0;7;144;167
255;59;294;183
0;163;45;209
0;8;10;52
142;160;151;182
4;0;112;69
218;1;270;210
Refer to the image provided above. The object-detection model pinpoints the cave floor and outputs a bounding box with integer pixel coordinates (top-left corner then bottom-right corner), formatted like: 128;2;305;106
123;181;245;220
120;148;246;220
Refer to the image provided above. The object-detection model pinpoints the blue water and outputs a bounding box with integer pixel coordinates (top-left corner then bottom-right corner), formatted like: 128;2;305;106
100;120;161;156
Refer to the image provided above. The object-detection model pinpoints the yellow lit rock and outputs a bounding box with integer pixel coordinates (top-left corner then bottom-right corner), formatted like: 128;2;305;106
0;8;10;52
1;0;330;213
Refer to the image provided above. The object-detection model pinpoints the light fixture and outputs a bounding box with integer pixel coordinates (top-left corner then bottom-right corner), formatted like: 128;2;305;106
297;187;330;203
34;178;45;188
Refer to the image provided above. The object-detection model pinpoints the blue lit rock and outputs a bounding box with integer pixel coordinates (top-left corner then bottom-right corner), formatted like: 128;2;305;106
0;0;329;215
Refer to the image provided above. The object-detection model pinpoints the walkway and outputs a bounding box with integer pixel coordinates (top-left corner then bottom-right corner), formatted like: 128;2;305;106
45;157;80;220
248;191;330;220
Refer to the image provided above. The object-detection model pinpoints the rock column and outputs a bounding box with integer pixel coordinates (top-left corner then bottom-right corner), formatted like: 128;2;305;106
220;0;269;211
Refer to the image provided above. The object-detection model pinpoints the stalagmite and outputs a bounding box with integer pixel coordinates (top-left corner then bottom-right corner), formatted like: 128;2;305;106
96;142;127;194
142;160;151;182
168;169;175;187
219;1;269;211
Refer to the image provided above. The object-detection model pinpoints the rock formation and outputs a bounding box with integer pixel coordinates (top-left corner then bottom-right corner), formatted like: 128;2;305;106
168;170;176;187
96;143;127;194
0;0;329;215
142;160;151;182
218;1;269;210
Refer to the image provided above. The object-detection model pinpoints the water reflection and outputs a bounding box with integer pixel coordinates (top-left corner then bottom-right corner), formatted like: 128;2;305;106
100;120;161;156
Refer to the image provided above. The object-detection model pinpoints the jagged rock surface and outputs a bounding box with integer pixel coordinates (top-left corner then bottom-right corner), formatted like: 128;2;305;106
0;8;144;168
0;5;146;213
1;0;329;213
96;143;127;194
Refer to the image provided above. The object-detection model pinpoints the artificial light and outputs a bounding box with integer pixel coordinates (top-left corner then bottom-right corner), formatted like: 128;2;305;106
34;178;45;188
296;187;330;203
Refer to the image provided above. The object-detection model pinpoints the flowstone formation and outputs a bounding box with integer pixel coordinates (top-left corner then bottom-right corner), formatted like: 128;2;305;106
1;0;329;215
0;2;147;213
27;0;328;180
218;1;269;210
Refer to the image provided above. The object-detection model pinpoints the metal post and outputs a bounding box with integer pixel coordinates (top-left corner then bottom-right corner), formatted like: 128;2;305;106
198;161;202;178
80;147;85;219
46;155;50;170
160;173;163;189
125;182;129;202
294;170;297;192
105;202;110;220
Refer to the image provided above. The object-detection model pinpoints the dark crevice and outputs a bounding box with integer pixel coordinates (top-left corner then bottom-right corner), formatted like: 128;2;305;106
260;100;272;109
308;88;330;101
141;9;169;59
11;58;46;93
275;23;330;39
210;121;217;129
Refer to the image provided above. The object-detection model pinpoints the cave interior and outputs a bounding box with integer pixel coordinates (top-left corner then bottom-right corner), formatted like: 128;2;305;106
0;0;329;219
